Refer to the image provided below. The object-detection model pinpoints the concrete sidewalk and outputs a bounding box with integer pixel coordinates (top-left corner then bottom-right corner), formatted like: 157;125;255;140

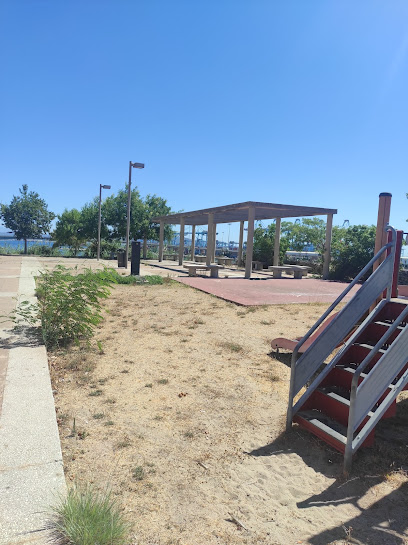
0;257;66;545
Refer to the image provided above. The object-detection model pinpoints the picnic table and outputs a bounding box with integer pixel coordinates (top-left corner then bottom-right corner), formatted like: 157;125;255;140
268;265;311;279
183;264;224;278
252;261;266;270
194;255;207;263
216;256;234;266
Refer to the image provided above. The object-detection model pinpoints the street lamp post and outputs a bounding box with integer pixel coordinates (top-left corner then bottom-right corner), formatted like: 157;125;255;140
125;160;145;269
97;184;111;261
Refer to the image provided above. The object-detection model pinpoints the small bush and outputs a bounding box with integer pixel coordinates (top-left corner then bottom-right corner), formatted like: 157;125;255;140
131;466;145;481
83;240;122;260
13;265;114;348
49;485;130;545
100;271;165;285
39;267;113;348
0;243;20;255
12;266;166;349
219;341;244;353
27;243;60;257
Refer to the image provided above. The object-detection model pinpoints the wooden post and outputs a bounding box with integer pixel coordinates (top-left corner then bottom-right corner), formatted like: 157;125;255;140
245;207;255;279
373;192;392;272
206;214;214;266
237;221;244;267
273;218;281;266
191;225;196;262
322;213;333;280
212;223;217;262
158;221;164;262
178;218;185;266
383;229;402;299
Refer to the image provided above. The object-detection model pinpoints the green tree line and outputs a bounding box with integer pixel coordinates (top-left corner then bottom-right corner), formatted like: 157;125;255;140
1;184;173;258
253;218;376;281
2;185;378;281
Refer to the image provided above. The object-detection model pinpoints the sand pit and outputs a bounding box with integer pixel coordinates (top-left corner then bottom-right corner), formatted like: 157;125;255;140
51;280;408;545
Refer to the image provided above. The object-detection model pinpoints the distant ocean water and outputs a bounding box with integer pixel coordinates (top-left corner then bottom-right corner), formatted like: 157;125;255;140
0;239;54;250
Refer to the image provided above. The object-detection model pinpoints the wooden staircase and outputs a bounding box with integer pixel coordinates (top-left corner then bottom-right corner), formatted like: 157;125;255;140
287;227;408;471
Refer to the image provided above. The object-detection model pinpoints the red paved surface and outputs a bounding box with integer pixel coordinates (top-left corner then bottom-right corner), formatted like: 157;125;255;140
176;276;361;306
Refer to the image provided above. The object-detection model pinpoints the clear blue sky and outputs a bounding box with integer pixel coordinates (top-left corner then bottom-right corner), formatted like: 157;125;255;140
1;1;407;241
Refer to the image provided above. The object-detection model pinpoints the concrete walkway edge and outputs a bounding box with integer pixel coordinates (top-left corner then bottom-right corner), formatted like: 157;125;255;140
0;257;66;544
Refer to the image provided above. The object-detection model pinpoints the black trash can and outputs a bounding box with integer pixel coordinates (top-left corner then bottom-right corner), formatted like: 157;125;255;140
117;249;126;268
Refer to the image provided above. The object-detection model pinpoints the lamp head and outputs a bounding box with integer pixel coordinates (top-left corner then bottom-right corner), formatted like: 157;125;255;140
131;162;145;169
101;185;111;189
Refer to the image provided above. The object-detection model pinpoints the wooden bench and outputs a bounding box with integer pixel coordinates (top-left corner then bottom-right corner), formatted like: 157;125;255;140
163;253;178;261
268;265;311;279
183;264;224;278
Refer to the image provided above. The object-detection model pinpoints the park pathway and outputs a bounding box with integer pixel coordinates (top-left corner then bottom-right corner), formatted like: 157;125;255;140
0;256;66;544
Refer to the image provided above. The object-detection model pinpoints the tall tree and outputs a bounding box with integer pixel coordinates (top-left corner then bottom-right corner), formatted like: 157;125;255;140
254;222;289;265
139;195;172;258
280;218;326;253
52;208;86;256
102;186;145;240
330;225;376;281
79;198;110;242
0;185;55;254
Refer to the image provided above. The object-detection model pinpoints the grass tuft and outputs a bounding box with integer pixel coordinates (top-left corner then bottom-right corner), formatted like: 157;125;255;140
48;485;129;545
131;466;145;481
219;341;244;353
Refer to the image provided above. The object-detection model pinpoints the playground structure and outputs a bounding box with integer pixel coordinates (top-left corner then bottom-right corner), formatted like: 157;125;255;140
285;193;408;472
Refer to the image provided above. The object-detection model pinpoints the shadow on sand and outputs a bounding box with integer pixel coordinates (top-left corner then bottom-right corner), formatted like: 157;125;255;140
0;326;42;349
246;397;408;544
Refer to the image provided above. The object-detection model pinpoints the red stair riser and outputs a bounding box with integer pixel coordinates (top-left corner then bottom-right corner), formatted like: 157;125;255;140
336;344;382;369
377;302;408;322
302;390;375;431
321;367;364;390
293;415;375;452
303;391;350;426
356;323;402;346
293;415;345;453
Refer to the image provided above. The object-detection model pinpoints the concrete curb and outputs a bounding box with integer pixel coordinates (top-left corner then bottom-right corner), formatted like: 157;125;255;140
0;257;66;544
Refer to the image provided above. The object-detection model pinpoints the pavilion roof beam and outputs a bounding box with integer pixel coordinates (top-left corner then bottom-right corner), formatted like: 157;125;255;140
151;201;337;226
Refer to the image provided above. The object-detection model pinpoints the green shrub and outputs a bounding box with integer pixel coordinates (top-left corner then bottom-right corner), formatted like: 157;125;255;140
145;248;158;259
100;270;165;285
49;485;130;545
11;266;167;348
19;265;113;348
83;240;122;259
251;225;289;266
0;243;20;255
27;243;60;256
330;225;376;282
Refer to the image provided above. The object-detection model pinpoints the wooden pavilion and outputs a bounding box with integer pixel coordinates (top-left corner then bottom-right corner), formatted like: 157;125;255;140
151;201;337;279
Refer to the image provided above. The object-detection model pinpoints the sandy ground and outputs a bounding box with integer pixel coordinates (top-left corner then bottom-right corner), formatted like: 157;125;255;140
47;269;408;545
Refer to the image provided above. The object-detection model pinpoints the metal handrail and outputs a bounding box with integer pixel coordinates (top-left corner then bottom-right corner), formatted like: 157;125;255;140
351;305;408;391
287;226;396;431
291;233;395;366
344;305;408;471
290;298;388;418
